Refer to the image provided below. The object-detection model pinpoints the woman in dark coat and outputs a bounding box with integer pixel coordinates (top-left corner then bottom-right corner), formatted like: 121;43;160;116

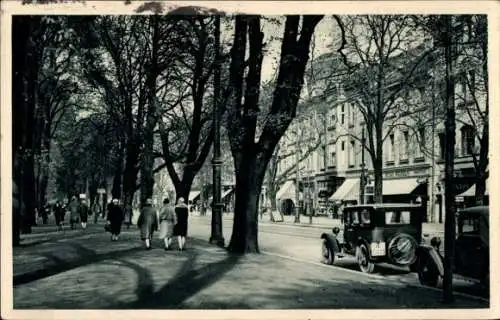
79;199;89;230
137;198;158;250
174;197;189;251
53;201;65;231
106;199;124;241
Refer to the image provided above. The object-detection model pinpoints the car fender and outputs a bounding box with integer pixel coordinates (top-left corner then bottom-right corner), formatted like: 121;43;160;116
417;245;444;277
321;233;340;253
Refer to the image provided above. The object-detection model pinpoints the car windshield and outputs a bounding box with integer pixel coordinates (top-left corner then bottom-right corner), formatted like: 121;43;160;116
385;210;411;225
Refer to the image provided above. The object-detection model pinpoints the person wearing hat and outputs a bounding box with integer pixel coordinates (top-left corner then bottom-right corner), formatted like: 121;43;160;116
106;198;124;241
174;197;189;251
137;198;158;249
68;196;79;230
79;198;90;230
158;197;177;250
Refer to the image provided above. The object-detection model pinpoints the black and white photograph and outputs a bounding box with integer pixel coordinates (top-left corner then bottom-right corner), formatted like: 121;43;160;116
1;1;499;319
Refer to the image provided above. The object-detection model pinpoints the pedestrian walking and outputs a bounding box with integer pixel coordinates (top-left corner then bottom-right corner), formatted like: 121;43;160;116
68;196;79;229
124;203;132;230
106;198;124;241
174;197;189;251
79;198;90;230
91;200;101;224
137;198;158;250
53;200;65;231
158;197;176;250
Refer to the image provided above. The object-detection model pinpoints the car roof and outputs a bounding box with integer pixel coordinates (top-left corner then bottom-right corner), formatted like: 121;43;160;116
344;203;423;210
458;206;489;217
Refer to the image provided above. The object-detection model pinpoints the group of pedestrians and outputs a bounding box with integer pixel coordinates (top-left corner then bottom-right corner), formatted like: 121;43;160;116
137;197;189;250
104;196;189;251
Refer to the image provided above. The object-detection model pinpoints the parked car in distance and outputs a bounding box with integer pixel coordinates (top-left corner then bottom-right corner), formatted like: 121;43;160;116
416;206;489;288
320;203;424;273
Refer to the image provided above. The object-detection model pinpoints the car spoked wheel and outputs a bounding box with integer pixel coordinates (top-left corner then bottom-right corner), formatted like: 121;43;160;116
356;244;375;273
417;254;441;287
388;234;417;266
321;240;334;265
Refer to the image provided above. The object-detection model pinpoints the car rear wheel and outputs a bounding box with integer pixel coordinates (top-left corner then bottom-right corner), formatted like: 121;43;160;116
356;244;375;273
417;254;441;287
321;240;334;265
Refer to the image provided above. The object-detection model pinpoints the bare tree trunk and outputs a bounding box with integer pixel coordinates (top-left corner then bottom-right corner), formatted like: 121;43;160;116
228;154;266;253
140;16;159;204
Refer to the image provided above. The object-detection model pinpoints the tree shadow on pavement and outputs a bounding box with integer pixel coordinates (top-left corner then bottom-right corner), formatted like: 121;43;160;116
14;242;145;285
121;251;242;309
253;277;489;309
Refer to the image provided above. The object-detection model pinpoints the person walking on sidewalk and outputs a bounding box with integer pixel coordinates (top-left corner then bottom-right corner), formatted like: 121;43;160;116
91;200;101;224
106;198;124;241
158;197;176;250
123;202;132;230
174;197;189;251
53;200;65;231
68;196;79;230
137;198;158;250
79;198;90;230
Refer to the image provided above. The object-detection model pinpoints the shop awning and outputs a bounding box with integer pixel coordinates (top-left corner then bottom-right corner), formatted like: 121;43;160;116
459;179;489;197
330;179;359;201
189;191;201;201
383;178;419;196
276;180;296;201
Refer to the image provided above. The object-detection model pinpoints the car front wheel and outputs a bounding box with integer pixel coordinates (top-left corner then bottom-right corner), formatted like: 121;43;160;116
356;244;375;273
321;240;334;265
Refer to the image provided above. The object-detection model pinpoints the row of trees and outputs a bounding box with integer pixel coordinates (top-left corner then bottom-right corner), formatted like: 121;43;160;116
13;14;487;257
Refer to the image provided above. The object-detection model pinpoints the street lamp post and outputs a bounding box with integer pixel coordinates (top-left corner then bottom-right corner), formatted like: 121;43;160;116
360;126;366;204
209;14;224;247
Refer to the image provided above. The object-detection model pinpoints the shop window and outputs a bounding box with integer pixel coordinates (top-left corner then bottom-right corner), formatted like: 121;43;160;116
461;125;475;156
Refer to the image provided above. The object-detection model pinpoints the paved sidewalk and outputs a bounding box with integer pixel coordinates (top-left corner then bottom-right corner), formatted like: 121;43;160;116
11;224;487;309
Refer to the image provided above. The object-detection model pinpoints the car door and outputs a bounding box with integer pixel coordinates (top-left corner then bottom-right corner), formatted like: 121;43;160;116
343;210;358;252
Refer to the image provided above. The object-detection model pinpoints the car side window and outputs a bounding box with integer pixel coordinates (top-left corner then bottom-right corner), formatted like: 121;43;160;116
459;216;480;234
360;209;370;224
351;211;360;225
385;210;411;225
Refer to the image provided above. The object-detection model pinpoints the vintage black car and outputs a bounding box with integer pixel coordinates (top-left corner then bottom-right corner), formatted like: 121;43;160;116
321;203;424;273
416;206;489;288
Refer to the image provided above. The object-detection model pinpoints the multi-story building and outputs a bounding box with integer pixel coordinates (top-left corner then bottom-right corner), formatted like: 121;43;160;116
275;24;488;223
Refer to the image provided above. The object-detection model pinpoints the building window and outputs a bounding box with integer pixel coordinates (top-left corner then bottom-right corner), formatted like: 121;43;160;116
341;140;345;151
328;144;336;168
349;140;356;167
400;131;409;162
386;133;395;164
340;104;345;125
415;126;425;160
461;125;475;156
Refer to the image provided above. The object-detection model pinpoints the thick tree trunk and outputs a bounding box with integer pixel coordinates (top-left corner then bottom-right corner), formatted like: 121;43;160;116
227;155;265;253
373;157;383;203
123;138;139;207
140;16;159;204
111;144;124;199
